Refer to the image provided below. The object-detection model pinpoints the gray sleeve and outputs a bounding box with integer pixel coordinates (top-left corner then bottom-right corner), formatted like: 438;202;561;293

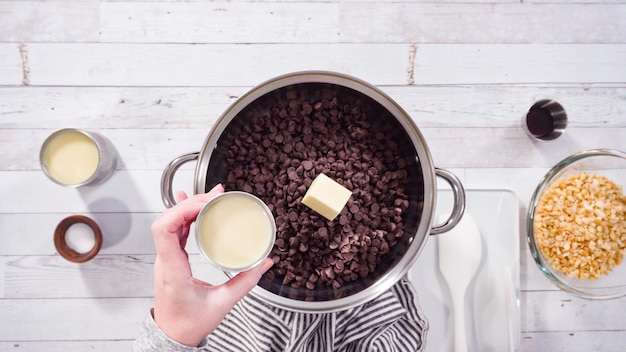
133;309;209;352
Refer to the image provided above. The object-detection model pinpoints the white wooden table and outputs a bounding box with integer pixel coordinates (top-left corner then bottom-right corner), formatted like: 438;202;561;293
1;1;625;351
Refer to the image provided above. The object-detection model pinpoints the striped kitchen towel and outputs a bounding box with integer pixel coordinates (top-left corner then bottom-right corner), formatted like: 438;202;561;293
135;277;428;351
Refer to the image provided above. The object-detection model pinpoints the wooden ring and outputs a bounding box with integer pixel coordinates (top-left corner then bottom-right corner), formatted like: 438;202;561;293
54;215;103;263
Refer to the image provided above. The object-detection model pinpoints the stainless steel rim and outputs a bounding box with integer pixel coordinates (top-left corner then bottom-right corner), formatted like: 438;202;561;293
192;71;446;312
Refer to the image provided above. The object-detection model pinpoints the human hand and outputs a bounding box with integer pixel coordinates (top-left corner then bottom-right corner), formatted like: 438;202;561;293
151;184;274;346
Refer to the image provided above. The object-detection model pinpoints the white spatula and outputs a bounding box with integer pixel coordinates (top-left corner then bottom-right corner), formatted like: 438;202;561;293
438;213;483;352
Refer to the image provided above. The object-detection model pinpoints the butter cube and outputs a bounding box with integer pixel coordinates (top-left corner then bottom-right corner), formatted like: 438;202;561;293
301;173;352;221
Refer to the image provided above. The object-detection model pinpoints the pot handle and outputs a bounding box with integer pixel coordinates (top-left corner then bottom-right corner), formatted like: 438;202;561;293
160;152;199;208
430;168;466;235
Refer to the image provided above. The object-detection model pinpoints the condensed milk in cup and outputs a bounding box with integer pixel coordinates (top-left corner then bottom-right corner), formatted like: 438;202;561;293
40;128;117;187
196;191;276;272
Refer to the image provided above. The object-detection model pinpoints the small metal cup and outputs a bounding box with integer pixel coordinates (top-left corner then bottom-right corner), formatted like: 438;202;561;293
40;128;117;187
196;191;276;272
522;100;568;141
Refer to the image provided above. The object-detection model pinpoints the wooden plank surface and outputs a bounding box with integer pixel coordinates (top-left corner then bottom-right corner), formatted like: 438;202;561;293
522;292;626;331
339;3;626;44
2;85;625;129
0;170;195;213
0;213;159;256
1;254;229;299
1;0;625;350
520;332;626;351
1;43;625;86
0;298;152;340
1;127;623;173
2;3;624;43
0;341;134;352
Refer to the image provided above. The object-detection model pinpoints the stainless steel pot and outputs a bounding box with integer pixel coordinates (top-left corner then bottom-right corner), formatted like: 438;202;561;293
161;71;465;313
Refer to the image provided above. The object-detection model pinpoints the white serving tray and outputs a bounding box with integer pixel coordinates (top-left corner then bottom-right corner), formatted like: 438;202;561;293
408;189;521;352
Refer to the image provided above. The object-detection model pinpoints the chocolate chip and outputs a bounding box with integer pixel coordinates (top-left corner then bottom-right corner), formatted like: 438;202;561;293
339;215;349;226
223;94;415;291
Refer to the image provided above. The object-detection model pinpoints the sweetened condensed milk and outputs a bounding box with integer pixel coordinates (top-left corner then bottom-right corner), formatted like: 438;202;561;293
41;129;100;185
197;192;275;271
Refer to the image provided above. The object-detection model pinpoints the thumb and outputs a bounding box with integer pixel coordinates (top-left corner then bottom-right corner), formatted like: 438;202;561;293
176;191;189;203
219;258;274;305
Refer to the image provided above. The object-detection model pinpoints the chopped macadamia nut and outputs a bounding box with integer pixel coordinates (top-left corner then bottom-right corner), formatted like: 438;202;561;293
534;172;626;280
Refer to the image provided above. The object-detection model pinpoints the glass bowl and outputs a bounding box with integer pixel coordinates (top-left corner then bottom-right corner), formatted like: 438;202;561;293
527;149;626;299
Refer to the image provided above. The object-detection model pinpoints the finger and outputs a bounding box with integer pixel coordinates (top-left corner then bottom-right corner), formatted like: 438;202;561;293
152;186;225;260
171;185;225;229
176;192;190;247
180;227;190;248
152;204;203;264
156;188;223;237
179;184;223;228
177;191;189;203
177;184;225;247
213;258;274;307
206;183;225;198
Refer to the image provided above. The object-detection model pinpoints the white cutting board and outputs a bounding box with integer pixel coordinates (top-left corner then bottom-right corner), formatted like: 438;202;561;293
408;189;521;352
